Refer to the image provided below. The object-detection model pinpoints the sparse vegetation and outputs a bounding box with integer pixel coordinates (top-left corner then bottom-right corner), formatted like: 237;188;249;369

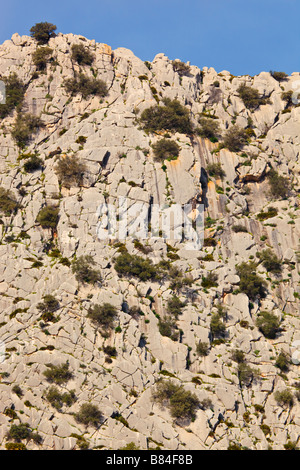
0;73;25;119
206;162;225;179
45;386;76;410
197;117;220;141
32;46;53;70
36;205;59;229
139;98;193;134
71;44;95;66
43;362;73;384
236;261;267;301
152;138;180;162
237;84;270;110
270;71;288;82
11;112;44;148
23;154;43;172
87;303;117;329
256;311;281;339
152;380;200;423
55;155;86;188
223;125;248;152
114;252;158;281
71;255;102;284
64;73;108;99
74;403;103;427
172;60;190;76
257;248;282;274
0;187;19;215
268;168;290;199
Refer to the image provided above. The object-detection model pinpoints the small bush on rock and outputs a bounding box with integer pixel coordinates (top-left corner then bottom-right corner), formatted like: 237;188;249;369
30;22;57;44
32;46;53;70
55;155;86;188
36;205;59;229
11;113;44;148
139;98;193;134
75;403;103;427
256;311;281;339
71;255;102;284
71;44;95;66
43;362;73;384
0;73;25;119
0;187;19;215
152;138;180;162
87;303;117;329
223;125;248;152
64;73;108;99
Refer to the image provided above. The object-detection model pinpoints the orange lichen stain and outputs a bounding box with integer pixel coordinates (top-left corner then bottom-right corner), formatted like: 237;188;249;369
207;181;215;190
167;157;180;167
98;44;112;55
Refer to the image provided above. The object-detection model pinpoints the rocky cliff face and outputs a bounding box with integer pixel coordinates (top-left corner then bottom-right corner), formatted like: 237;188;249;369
0;31;299;450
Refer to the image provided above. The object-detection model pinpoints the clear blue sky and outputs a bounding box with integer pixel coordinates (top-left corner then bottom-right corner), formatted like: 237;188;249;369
1;0;300;76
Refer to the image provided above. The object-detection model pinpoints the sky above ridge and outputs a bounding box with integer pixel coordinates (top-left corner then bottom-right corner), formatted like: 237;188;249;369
1;0;300;77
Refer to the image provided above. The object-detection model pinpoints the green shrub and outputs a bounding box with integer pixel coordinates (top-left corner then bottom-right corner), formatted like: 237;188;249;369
223;125;248;152
237;362;259;387
197;117;220;140
30;22;57;44
139;98;193;134
152;138;180;161
36;205;59;229
64;73;108;99
166;296;185;318
256;206;278;221
210;313;226;338
275;351;290;372
103;345;117;357
257;248;282;274
256;311;281;339
158;318;179;341
236;261;266;301
32;46;53;70
281;90;294;108
7;423;32;441
274;389;294;408
231;349;246;364
120;442;140;450
270;71;288;82
0;187;19;215
114;252;158;281
23;155;43;172
37;295;60;314
45;386;76;410
87;303;117;329
11;113;44;148
237;84;269;110
43;362;73;384
172;60;190;76
206;162;225;179
55;155;86;188
12;385;23;398
71;44;95;66
201;272;218;289
196;341;210;357
71;255;102;284
5;442;27;450
0;73;25;119
232;224;248;233
268;168;290;199
153;380;199;423
75;403;103;427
